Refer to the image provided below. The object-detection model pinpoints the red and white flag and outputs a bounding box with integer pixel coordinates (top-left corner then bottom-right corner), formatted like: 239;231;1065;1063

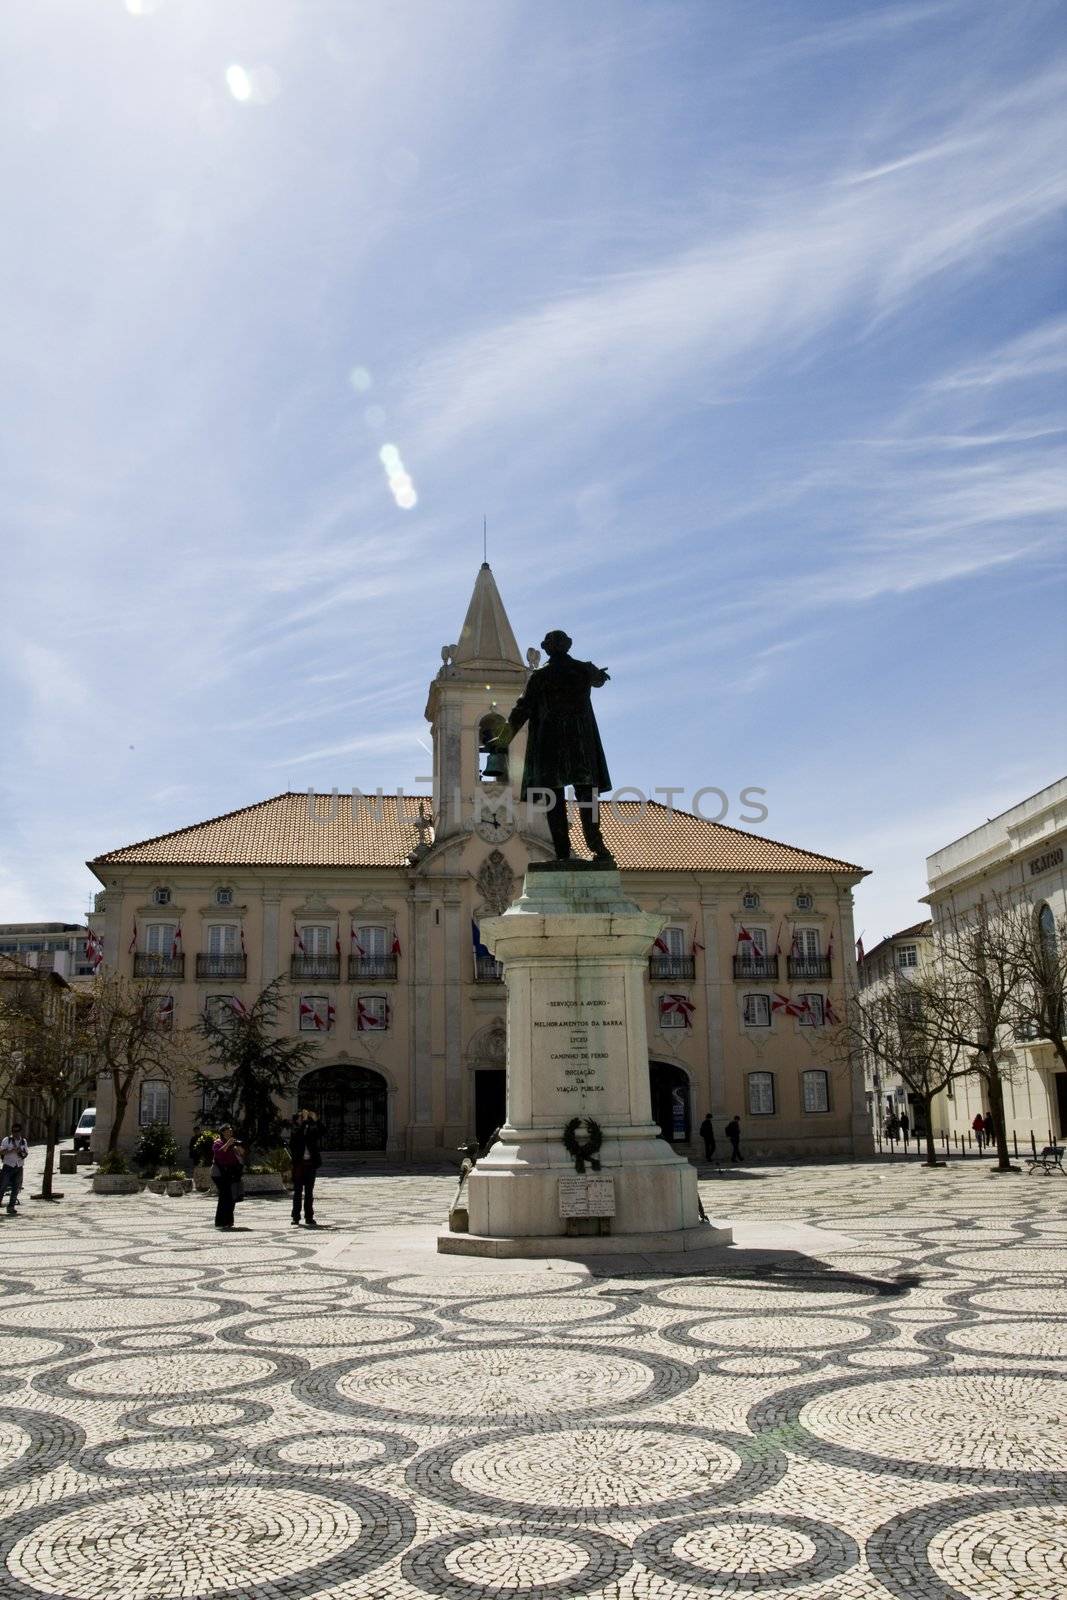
327;1000;336;1030
127;921;138;955
824;996;839;1025
171;925;183;958
350;924;365;958
794;995;814;1022
294;926;306;954
240;927;247;955
691;924;705;955
659;993;695;1027
157;995;174;1028
736;925;754;948
391;933;402;957
299;998;315;1026
229;997;248;1019
334;934;342;957
771;992;801;1018
357;999;386;1031
827;930;835;959
86;931;103;969
653;934;670;954
791;931;802;960
774;922;783;958
856;936;865;963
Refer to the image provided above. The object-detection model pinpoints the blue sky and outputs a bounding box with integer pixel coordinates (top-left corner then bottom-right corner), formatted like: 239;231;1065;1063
2;0;1065;945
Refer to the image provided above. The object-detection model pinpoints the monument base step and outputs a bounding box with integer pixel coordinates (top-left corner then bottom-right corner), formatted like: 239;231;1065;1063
437;1222;732;1258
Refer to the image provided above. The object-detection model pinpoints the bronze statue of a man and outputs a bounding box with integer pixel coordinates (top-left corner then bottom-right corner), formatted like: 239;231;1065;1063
496;629;615;863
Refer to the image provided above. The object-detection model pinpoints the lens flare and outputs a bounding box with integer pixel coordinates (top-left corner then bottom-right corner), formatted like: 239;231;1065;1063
348;365;372;393
378;444;419;510
226;65;252;102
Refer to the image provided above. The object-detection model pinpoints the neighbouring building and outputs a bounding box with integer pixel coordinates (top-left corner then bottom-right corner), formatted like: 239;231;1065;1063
0;954;93;1141
0;923;96;982
856;920;945;1137
86;564;872;1161
924;776;1067;1143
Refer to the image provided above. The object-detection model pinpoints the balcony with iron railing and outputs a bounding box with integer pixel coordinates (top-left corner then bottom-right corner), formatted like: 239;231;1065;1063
291;954;340;981
787;955;832;981
732;955;779;981
196;953;247;980
649;955;695;981
475;955;504;983
134;953;185;979
349;955;398;982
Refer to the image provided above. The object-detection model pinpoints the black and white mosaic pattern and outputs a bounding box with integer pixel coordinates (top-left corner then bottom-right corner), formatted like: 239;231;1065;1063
1;1152;1066;1599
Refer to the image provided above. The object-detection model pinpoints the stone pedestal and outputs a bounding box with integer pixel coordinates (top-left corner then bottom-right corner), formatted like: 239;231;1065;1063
442;867;730;1257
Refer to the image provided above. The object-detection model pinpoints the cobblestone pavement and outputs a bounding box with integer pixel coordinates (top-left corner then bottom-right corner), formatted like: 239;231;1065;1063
1;1153;1065;1599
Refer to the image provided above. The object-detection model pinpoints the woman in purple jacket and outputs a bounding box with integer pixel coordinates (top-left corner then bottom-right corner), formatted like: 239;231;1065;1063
211;1126;245;1230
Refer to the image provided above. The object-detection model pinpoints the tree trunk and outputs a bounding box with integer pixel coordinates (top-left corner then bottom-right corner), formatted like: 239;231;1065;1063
40;1118;58;1199
108;1080;132;1151
984;1056;1015;1171
922;1093;939;1166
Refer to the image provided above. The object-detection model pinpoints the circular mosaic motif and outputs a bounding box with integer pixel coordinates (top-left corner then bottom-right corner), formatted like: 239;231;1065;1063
298;1342;695;1425
869;1490;1066;1600
442;1293;625;1329
35;1348;305;1404
967;1286;1067;1317
942;1319;1067;1361
383;1272;586;1300
946;1248;1067;1276
223;1312;431;1348
122;1398;275;1435
0;1406;85;1489
637;1510;860;1590
75;1435;237;1477
654;1281;878;1313
0;1332;89;1368
1;1478;413;1600
22;1293;239;1331
408;1421;785;1522
253;1427;416;1474
663;1313;874;1354
750;1368;1067;1485
402;1524;633;1597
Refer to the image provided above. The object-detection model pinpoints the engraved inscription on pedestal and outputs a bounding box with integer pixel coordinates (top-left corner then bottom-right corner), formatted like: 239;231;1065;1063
558;1176;616;1218
532;975;629;1121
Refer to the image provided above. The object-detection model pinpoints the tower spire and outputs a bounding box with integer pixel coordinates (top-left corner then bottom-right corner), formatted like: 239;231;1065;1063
451;562;522;669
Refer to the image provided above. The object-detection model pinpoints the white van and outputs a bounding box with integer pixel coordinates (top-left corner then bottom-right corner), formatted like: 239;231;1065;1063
73;1106;96;1151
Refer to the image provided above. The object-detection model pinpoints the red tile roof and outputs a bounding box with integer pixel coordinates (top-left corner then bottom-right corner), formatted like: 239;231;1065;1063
90;793;866;877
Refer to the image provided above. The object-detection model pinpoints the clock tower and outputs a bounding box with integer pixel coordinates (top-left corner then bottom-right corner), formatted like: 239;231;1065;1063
424;563;532;845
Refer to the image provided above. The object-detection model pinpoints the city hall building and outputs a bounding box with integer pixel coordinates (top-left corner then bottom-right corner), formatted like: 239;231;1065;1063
87;565;871;1161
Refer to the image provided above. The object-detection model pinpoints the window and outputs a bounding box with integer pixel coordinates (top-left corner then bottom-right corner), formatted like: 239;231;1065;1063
900;993;922;1020
802;1069;830;1112
660;926;686;958
742;892;760;910
301;925;333;954
747;1071;775;1115
152;886;171;906
299;994;330;1032
356;925;389;957
207;924;238;955
139;1080;170;1125
1038;903;1057;957
896;944;918;968
155;995;174;1031
794;927;821;959
799;993;824;1027
145;923;176;955
743;993;771;1027
659;993;690;1029
206;994;236;1028
357;994;389;1030
795;893;813;911
216;887;234;906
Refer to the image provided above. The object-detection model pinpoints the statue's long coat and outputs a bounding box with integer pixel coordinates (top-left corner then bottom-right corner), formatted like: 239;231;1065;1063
506;654;611;798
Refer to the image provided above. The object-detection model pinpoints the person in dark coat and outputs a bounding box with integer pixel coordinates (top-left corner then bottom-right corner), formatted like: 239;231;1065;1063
699;1113;716;1163
211;1126;244;1230
496;630;614;862
289;1110;323;1227
725;1116;742;1163
982;1111;995;1149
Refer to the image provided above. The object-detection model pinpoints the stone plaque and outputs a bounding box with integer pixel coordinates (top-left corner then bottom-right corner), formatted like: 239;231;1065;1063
558;1176;616;1218
532;974;629;1120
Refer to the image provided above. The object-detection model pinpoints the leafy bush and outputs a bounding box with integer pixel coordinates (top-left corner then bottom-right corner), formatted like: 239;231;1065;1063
133;1120;180;1175
159;1170;189;1182
258;1146;292;1174
96;1150;130;1175
190;1129;217;1166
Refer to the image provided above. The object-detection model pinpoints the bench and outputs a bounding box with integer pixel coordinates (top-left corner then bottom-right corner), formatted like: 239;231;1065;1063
1027;1144;1065;1175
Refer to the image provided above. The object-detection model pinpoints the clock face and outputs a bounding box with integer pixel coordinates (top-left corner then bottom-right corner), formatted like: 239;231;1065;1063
475;811;514;843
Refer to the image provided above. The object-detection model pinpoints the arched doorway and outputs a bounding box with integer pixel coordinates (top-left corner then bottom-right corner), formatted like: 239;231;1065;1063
298;1063;387;1151
649;1060;691;1144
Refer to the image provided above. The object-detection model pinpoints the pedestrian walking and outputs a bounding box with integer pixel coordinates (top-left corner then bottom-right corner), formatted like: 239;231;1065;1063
1;1123;29;1216
982;1112;995;1149
725;1115;743;1163
972;1113;985;1152
899;1112;910;1151
698;1113;716;1164
210;1126;245;1230
289;1110;323;1227
884;1113;900;1152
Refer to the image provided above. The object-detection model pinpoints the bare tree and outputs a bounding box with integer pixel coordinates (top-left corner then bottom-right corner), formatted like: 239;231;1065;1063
1007;903;1067;1074
925;895;1029;1173
0;965;94;1200
85;972;195;1151
832;973;966;1168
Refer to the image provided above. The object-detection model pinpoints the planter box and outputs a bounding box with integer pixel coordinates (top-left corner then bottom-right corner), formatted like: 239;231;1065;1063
146;1178;168;1195
241;1172;285;1195
192;1166;213;1192
92;1174;141;1195
166;1179;192;1197
59;1151;78;1175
